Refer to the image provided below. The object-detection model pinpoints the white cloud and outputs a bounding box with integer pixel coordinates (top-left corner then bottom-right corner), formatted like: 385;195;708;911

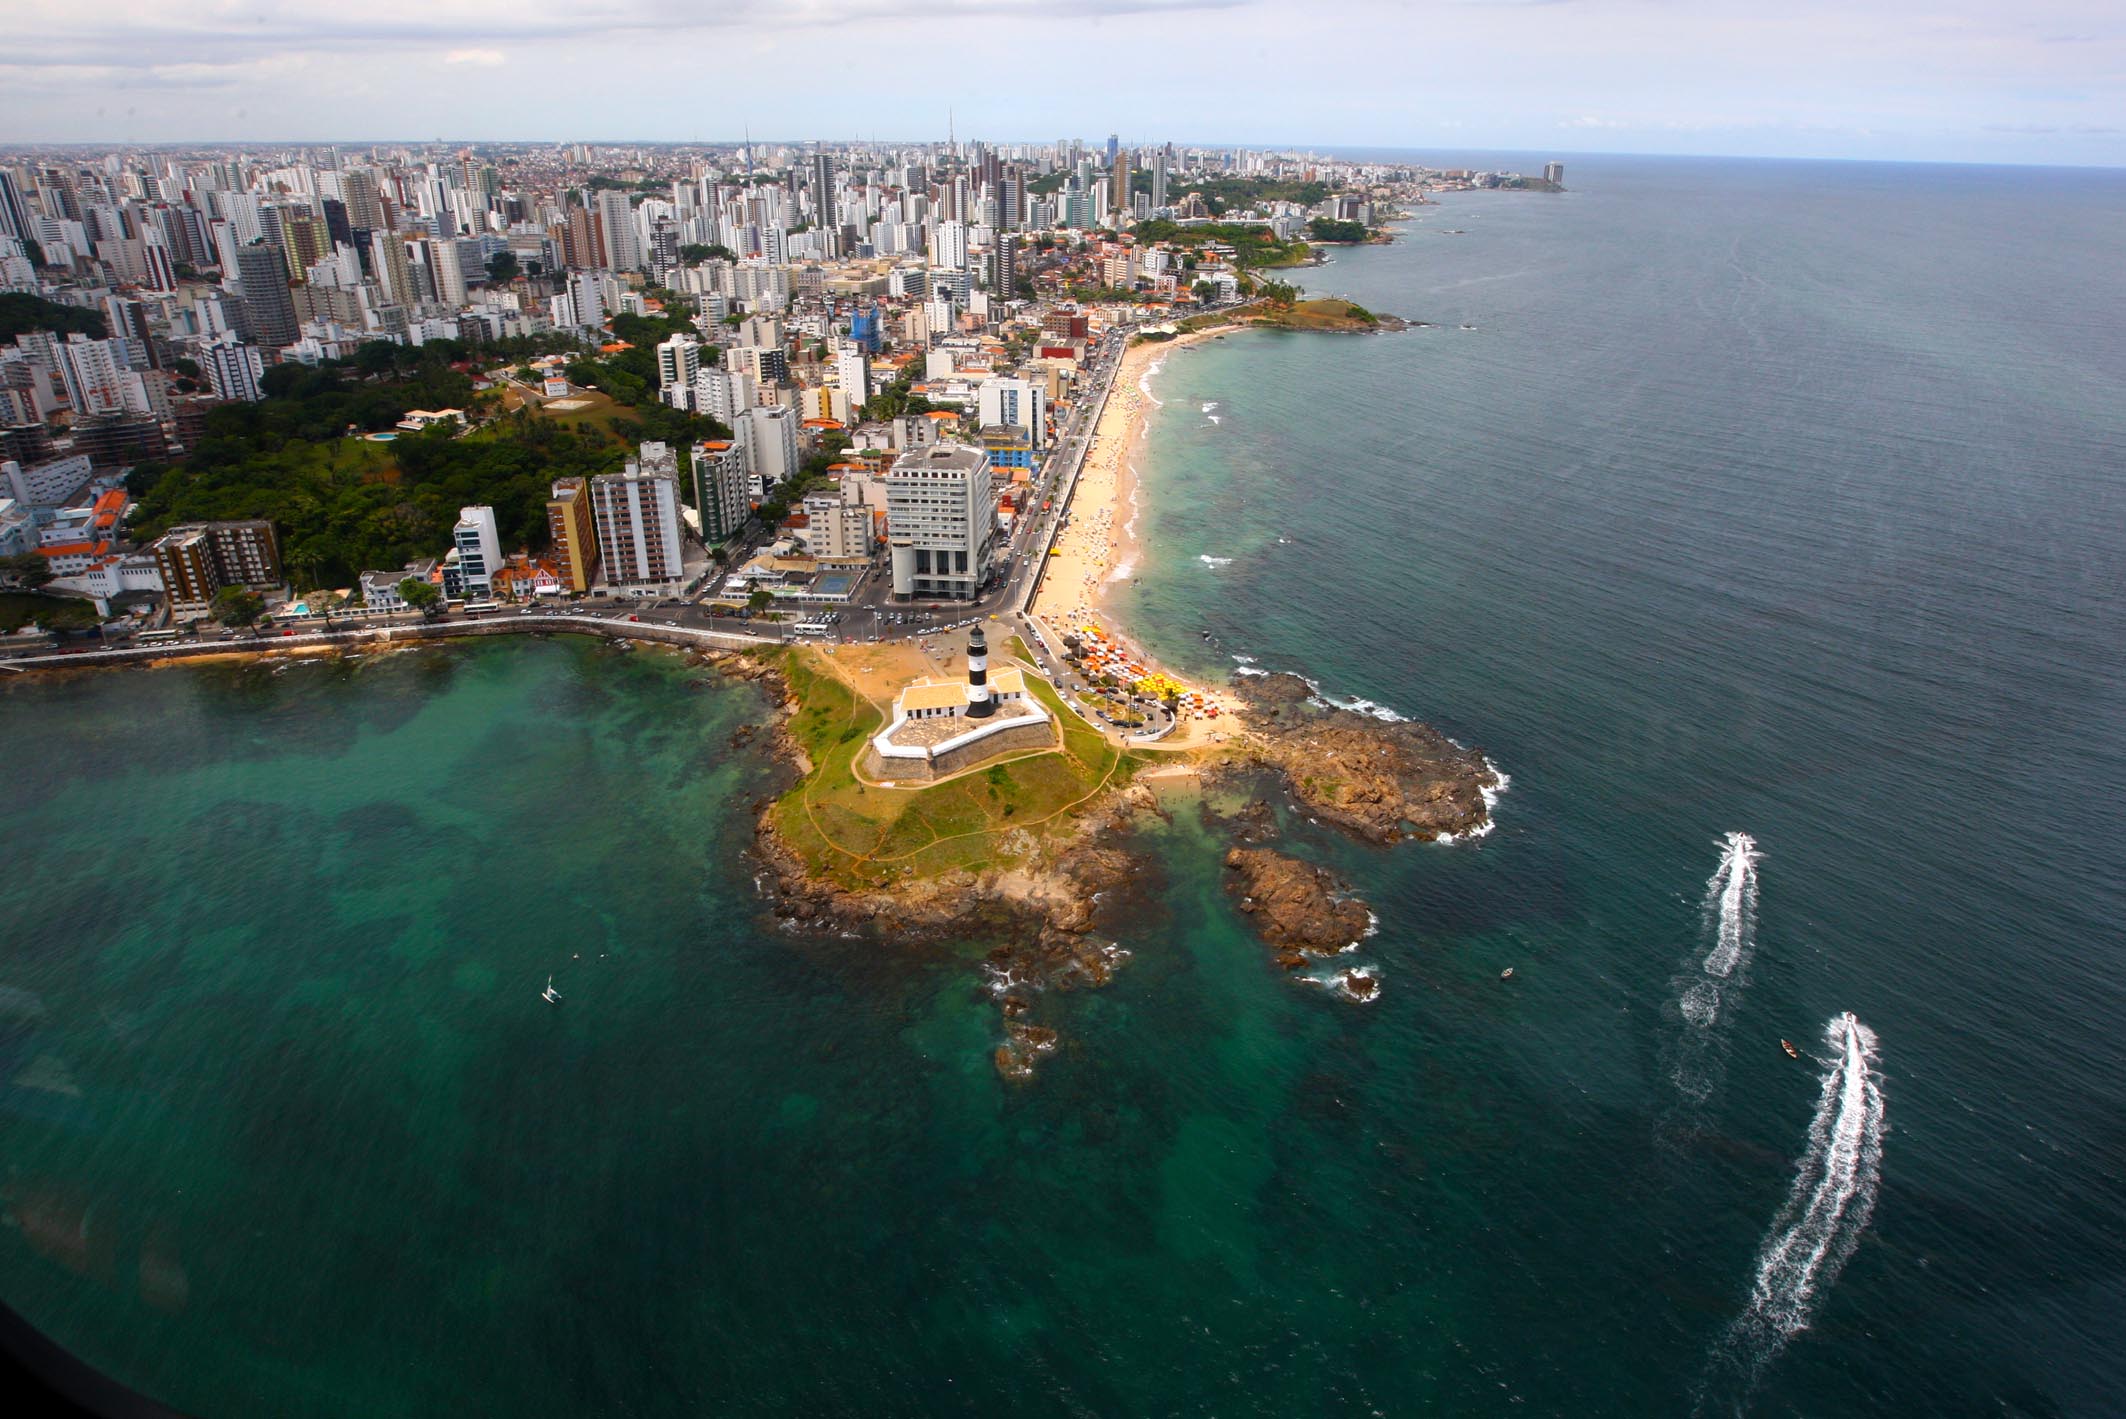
444;48;506;66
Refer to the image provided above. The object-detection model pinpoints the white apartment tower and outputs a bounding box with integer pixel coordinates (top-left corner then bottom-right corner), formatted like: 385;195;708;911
734;405;799;497
451;504;502;599
835;349;870;412
200;333;265;402
655;334;701;396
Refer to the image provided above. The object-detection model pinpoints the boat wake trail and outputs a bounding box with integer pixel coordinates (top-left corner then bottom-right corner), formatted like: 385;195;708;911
1701;832;1761;982
1667;834;1762;1103
1694;1013;1886;1413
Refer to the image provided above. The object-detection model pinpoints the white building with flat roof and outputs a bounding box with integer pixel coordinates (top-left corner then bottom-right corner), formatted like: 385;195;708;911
884;442;996;601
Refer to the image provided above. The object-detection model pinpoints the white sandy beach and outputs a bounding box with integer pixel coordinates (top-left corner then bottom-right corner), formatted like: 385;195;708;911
1029;326;1246;745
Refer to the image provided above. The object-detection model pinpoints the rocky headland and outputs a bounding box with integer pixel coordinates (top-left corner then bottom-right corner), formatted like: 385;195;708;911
740;650;1501;1078
1234;672;1498;843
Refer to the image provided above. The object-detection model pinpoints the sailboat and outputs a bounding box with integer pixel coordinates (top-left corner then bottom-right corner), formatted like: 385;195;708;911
542;976;562;1004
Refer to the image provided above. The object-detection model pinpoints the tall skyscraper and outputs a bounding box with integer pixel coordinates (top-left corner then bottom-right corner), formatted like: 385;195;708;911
994;234;1021;300
233;242;299;350
1152;145;1170;210
594;189;640;270
1109;148;1131;219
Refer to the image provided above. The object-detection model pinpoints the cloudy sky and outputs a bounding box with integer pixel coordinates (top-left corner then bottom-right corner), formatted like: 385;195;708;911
2;0;2121;165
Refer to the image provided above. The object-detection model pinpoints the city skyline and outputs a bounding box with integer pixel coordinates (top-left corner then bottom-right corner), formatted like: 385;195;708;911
2;0;2122;167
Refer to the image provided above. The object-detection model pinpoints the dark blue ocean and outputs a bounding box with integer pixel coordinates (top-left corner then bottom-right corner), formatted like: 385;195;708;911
0;156;2121;1416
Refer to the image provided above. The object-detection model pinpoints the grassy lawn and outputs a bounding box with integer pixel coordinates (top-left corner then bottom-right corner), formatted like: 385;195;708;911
0;594;101;633
768;649;1140;889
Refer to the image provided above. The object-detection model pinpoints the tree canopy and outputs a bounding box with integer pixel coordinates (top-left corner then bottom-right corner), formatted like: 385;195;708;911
0;293;107;342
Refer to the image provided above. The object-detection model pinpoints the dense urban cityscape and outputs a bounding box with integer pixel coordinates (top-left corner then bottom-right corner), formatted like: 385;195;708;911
0;138;1561;653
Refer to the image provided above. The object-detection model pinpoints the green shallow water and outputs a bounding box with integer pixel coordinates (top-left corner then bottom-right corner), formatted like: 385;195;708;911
4;154;2125;1417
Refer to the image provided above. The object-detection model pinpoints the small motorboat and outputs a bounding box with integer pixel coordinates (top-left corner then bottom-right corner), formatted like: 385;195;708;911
542;976;562;1004
1780;1039;1800;1060
1500;968;1514;980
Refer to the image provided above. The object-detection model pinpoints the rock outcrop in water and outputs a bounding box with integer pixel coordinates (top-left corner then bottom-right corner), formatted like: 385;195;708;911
1222;847;1373;970
1237;673;1496;843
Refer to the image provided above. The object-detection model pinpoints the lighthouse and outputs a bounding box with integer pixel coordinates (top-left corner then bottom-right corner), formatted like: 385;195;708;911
965;625;996;718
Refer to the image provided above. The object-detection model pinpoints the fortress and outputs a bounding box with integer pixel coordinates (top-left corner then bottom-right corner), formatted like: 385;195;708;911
866;625;1057;781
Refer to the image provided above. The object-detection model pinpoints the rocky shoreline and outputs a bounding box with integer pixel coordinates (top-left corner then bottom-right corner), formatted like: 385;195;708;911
736;652;1501;1078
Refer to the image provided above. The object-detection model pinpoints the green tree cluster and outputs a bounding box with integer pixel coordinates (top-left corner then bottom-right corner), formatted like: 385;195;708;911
1306;218;1369;243
128;358;658;587
0;293;107;342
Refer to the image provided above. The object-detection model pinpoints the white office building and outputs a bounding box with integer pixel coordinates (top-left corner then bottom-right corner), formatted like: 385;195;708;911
885;443;996;601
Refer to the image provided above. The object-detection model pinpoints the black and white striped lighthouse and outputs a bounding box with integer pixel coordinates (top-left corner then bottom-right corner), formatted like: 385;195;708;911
965;625;996;718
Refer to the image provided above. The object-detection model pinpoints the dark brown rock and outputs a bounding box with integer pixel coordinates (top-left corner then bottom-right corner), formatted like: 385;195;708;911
1221;847;1372;956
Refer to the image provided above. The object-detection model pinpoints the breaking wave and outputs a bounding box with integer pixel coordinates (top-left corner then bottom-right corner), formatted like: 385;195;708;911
1138;357;1166;406
1435;759;1511;843
1696;1014;1886;1410
1198;554;1233;569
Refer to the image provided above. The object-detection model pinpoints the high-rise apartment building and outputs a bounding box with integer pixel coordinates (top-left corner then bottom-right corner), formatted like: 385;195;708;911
655;334;701;394
594;189;640;270
591;452;685;594
450;504;501;599
885;443;996;601
689;441;749;543
151;519;282;617
693;366;757;425
233;241;298;349
734;405;799;496
835;349;870;411
546;477;600;593
200;333;265;402
977;377;1046;449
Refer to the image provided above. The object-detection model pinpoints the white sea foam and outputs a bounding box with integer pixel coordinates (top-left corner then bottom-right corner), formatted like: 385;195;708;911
1138;357;1166;406
1109;559;1136;582
1230;654;1258;665
1298;964;1383;1003
1700;1014;1886;1404
1679;981;1721;1028
1284;668;1412;723
1232;666;1270;677
1198;554;1233;569
1201;401;1219;414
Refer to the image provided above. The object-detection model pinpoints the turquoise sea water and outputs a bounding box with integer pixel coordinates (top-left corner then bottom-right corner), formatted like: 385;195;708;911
2;157;2123;1415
